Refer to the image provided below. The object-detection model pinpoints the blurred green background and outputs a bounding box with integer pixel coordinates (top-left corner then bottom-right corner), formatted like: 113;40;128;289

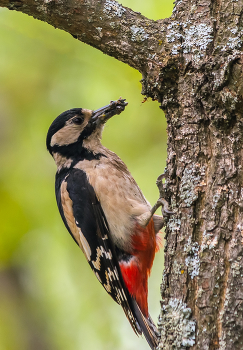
0;2;173;349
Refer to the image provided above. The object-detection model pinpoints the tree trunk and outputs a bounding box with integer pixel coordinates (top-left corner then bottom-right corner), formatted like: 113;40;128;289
1;0;243;349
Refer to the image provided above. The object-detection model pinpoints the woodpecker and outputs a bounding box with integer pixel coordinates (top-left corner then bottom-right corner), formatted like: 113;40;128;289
46;98;170;349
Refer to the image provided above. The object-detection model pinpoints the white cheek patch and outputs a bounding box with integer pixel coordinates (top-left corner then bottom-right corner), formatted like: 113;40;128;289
51;123;86;147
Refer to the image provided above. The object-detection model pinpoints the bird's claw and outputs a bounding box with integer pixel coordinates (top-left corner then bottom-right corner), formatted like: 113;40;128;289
155;173;174;217
152;198;174;218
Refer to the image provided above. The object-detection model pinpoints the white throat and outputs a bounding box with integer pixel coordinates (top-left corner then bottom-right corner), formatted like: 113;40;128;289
53;152;73;172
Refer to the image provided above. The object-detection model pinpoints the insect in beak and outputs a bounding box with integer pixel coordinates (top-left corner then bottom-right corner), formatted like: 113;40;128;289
91;98;128;125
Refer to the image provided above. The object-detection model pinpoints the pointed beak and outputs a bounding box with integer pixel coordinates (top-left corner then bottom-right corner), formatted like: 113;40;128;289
91;98;128;125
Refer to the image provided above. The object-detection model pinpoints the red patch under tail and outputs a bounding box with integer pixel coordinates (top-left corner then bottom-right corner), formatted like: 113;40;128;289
119;219;157;317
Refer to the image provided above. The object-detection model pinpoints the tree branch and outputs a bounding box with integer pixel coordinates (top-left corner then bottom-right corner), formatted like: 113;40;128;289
0;0;167;71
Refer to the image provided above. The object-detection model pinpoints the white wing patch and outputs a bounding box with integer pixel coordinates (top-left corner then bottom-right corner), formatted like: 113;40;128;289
77;227;92;261
92;247;102;270
60;179;91;261
92;246;112;270
115;286;125;304
103;270;112;293
101;267;123;296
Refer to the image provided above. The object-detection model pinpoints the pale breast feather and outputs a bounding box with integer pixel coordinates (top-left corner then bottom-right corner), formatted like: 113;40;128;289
74;153;151;251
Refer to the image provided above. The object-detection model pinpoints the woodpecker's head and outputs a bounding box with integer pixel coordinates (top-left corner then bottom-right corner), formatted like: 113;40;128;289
46;99;127;160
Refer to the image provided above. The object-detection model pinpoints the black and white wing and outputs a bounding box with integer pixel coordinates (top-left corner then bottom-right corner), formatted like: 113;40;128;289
55;168;142;335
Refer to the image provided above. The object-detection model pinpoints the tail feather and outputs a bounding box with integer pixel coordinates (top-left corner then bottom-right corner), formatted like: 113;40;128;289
130;297;159;350
123;304;142;336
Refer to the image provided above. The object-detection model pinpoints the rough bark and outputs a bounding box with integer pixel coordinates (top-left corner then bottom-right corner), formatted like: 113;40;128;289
156;2;243;350
0;0;164;71
1;0;243;349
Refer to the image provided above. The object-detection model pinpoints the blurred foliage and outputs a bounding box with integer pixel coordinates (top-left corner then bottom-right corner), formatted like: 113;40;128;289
0;1;173;350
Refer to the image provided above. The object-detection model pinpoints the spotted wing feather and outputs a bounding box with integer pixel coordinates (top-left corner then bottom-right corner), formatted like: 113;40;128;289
55;168;142;335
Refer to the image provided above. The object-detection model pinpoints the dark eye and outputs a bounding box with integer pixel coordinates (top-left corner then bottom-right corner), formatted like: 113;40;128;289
72;116;84;125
